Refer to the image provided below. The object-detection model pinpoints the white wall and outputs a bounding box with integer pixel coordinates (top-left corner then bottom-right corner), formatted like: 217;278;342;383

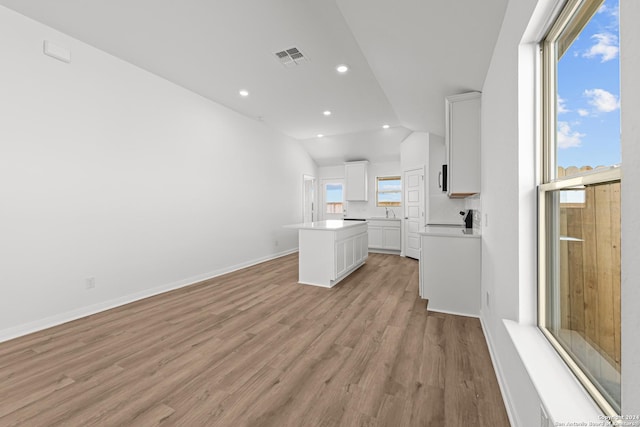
0;7;317;340
481;0;640;424
317;161;402;219
401;131;466;225
400;131;428;172
428;133;467;225
479;3;542;420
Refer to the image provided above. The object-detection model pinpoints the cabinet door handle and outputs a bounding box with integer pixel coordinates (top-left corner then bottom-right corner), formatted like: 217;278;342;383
438;171;442;188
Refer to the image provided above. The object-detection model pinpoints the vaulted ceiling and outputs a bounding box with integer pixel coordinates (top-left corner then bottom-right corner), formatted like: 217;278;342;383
0;0;508;165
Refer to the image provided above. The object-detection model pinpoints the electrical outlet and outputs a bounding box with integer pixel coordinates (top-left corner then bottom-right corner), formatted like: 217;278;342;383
485;213;489;227
486;291;490;307
85;277;95;290
274;240;279;247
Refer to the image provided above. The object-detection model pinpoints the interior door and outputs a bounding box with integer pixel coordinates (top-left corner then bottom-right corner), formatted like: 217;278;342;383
404;168;424;259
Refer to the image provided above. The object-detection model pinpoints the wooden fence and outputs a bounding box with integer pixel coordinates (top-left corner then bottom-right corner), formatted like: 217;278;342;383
558;166;621;372
326;202;344;214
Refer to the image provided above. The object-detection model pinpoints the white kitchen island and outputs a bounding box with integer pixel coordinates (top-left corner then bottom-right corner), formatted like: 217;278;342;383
285;220;368;288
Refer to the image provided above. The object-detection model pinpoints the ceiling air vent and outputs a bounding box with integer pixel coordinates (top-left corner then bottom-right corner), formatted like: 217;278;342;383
274;47;309;68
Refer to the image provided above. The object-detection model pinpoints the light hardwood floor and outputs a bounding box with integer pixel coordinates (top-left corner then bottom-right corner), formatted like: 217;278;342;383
0;253;509;426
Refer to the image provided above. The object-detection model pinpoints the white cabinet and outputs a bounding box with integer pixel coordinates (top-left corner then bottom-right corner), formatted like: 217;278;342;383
335;240;346;278
345;161;368;201
368;219;401;252
295;221;368;288
345;238;355;271
383;227;401;250
445;92;481;198
336;228;368;280
355;233;367;262
368;226;383;248
419;233;480;316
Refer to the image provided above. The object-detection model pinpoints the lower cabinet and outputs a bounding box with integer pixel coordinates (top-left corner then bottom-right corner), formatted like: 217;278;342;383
335;231;368;279
419;234;480;316
355;233;367;262
336;240;346;278
297;222;368;288
368;219;401;252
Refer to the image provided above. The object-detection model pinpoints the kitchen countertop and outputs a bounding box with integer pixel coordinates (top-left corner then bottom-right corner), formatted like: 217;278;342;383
367;217;401;221
419;225;481;238
285;220;368;230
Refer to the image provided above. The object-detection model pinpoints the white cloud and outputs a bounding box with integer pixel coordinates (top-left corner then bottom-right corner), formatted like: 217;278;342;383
583;33;619;62
578;109;589;117
597;3;620;35
557;97;570;114
584;88;619;112
557;121;585;149
607;3;620;19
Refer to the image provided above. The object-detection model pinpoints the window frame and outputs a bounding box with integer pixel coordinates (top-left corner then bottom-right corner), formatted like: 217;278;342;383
538;0;621;416
375;176;401;208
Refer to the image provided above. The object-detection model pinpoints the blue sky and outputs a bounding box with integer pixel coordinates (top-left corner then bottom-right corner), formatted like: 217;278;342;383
378;179;401;202
326;183;343;203
557;0;620;168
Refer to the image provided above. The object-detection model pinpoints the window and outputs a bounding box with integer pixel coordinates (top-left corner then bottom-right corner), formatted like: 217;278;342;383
325;183;343;214
539;0;621;415
376;176;401;207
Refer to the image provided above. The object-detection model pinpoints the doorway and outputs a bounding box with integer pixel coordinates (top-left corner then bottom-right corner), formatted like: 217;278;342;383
303;175;316;223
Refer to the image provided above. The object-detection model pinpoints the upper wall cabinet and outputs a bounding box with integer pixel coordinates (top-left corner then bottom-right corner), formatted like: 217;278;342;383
445;92;481;198
345;161;369;201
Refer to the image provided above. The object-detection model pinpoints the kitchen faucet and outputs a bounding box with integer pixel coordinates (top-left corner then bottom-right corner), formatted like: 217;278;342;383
385;207;396;219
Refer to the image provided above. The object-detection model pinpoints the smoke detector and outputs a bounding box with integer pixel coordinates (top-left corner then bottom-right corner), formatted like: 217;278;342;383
274;47;309;68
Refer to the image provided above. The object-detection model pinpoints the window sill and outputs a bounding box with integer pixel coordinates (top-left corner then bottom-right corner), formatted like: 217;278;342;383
503;319;604;424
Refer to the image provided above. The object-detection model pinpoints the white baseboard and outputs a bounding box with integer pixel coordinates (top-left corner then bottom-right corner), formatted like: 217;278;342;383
0;248;298;344
368;248;401;255
480;315;520;427
426;307;480;318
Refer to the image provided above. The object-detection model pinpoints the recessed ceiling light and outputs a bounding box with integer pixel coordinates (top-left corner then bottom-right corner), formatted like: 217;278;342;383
239;89;249;97
317;134;324;138
382;124;390;129
336;64;349;73
323;110;332;116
